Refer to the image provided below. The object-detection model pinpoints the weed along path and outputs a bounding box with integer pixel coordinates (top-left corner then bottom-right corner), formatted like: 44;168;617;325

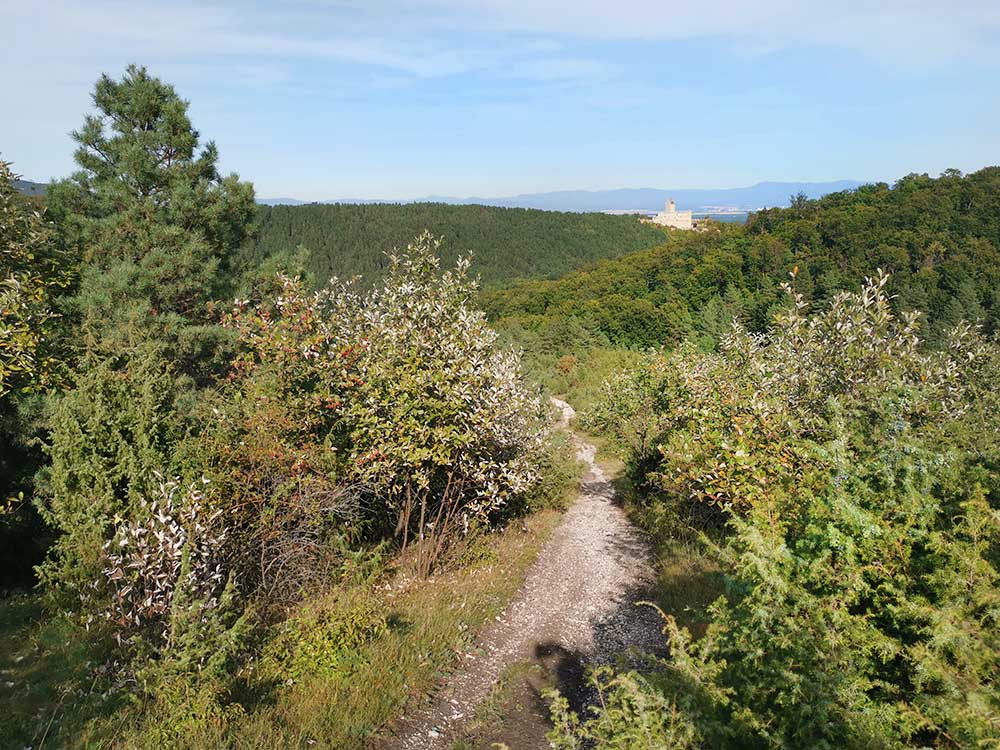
381;398;663;749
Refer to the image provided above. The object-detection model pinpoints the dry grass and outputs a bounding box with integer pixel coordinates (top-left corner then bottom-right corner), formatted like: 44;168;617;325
226;509;562;750
0;509;563;750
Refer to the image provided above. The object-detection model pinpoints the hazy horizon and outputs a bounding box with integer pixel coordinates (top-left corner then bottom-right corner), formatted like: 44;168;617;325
250;179;870;215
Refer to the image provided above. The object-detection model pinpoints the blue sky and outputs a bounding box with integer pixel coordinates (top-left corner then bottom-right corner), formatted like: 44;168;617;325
3;0;999;201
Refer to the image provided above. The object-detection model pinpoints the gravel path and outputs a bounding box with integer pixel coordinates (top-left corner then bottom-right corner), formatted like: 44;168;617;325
381;398;663;749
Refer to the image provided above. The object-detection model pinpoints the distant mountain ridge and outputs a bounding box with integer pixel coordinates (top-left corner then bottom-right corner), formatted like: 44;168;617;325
259;180;867;212
12;179;47;197
16;178;866;213
257;197;310;206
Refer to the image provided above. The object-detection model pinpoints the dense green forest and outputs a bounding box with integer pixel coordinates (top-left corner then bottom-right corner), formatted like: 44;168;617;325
482;169;1000;416
486;168;1000;350
2;63;999;750
247;201;667;287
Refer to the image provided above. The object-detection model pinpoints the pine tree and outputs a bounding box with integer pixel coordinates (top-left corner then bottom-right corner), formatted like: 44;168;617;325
47;64;255;360
37;66;255;592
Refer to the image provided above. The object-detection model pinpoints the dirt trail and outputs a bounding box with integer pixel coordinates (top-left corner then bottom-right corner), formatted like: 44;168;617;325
382;398;663;749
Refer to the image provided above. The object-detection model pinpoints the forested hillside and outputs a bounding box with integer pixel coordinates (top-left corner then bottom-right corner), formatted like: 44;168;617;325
246;202;667;287
749;168;1000;334
481;168;1000;422
482;226;760;350
486;168;1000;350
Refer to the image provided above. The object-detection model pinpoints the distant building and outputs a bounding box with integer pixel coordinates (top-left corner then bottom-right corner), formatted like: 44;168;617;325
649;199;693;229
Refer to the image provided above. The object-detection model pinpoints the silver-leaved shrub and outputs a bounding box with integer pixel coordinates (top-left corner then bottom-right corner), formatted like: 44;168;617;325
101;475;226;644
86;232;547;654
341;234;546;553
556;272;1000;749
207;231;546;596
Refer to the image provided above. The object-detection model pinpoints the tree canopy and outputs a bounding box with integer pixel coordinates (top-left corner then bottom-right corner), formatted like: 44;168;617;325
246;201;667;289
486;168;1000;353
47;64;256;357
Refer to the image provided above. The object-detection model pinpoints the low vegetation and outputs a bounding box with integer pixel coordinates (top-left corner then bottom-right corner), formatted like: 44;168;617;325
552;274;1000;749
0;66;576;748
1;507;566;749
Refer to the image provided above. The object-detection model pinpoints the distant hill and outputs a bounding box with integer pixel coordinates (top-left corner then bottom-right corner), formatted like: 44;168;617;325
257;197;310;206
484;166;1000;350
246;202;668;288
258;180;866;212
12;179;47;197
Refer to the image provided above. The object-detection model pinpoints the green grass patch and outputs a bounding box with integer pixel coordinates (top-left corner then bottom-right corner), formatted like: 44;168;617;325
646;537;723;638
0;509;564;750
230;510;563;749
0;594;125;749
621;488;724;638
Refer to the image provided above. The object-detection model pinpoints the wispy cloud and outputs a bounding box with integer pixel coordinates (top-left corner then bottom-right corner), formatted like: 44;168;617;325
421;0;1000;68
3;0;611;81
513;57;620;82
6;0;997;94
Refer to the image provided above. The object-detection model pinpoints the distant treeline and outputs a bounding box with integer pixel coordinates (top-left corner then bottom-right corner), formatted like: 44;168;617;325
245;202;668;288
483;167;1000;351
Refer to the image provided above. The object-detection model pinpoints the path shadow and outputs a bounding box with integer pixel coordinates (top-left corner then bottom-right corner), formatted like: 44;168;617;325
509;580;670;748
532;642;590;715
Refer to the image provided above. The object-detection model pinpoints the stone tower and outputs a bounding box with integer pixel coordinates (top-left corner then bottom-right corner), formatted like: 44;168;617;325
651;197;693;230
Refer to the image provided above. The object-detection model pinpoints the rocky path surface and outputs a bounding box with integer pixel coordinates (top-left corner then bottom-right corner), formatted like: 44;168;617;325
382;398;663;749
